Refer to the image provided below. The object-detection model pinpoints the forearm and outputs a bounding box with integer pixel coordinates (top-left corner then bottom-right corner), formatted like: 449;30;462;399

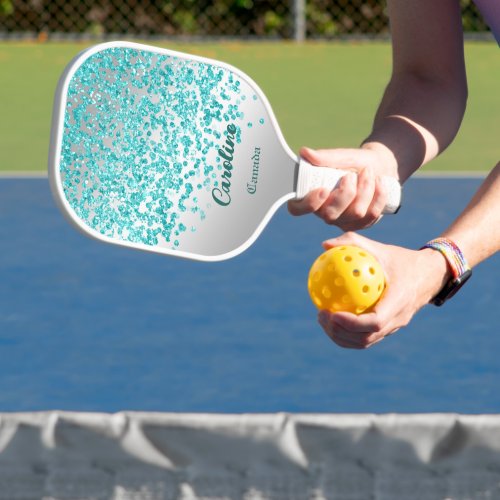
412;163;500;307
363;73;467;182
361;0;467;183
441;162;500;267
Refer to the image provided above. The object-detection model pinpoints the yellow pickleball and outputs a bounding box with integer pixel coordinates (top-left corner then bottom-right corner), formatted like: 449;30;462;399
308;245;385;314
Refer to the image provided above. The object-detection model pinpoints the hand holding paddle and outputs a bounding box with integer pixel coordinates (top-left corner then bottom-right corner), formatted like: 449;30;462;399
289;146;399;231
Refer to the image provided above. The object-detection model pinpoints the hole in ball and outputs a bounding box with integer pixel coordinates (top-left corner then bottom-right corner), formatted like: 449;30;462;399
313;294;322;308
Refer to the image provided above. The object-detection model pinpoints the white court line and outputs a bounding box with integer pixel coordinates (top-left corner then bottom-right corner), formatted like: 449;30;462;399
0;171;48;178
414;170;487;178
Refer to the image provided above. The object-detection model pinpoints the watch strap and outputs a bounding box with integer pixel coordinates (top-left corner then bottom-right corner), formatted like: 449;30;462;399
421;238;472;306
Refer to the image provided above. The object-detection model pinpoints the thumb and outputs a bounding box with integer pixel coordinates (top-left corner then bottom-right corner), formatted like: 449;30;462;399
300;147;367;171
322;231;371;250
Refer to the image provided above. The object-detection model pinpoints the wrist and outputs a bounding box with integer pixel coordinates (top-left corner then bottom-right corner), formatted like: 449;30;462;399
418;248;452;302
360;141;399;179
420;238;472;306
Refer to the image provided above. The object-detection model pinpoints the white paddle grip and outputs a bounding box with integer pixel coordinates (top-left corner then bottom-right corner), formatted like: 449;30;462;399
295;159;401;214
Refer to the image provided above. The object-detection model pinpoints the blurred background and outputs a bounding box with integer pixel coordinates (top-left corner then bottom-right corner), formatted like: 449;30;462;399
0;0;492;40
0;1;497;177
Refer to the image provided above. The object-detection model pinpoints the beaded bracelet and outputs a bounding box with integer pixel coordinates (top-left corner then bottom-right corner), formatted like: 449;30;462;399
420;237;472;306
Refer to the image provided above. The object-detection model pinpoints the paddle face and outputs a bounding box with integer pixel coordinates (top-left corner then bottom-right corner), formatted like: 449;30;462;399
49;42;296;261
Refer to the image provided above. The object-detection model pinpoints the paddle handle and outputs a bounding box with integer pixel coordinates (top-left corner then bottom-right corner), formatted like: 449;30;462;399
295;159;401;214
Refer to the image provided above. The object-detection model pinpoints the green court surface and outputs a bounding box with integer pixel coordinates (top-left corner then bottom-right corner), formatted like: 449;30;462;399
0;41;497;173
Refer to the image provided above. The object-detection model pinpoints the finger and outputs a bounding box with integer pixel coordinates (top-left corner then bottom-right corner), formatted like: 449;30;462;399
294;148;371;224
316;172;357;223
300;147;370;171
321;324;366;349
319;308;395;348
330;168;378;231
319;311;373;349
326;324;383;349
362;176;387;224
331;317;392;349
322;231;369;250
330;311;385;335
332;299;402;340
342;176;387;230
345;167;376;220
288;188;330;216
339;215;383;233
331;336;365;349
321;232;388;268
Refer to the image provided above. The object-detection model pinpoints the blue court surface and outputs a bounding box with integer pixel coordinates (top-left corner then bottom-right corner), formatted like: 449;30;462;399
0;176;498;413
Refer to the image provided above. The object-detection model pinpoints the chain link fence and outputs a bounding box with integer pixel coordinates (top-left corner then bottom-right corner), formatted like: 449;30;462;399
0;0;491;40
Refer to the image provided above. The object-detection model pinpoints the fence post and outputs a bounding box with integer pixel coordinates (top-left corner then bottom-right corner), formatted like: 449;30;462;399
293;0;306;41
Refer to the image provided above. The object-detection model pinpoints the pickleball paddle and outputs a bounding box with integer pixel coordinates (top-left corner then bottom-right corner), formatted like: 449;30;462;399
48;41;401;261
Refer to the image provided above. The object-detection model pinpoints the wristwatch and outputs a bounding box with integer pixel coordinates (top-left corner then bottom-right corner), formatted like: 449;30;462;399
421;238;472;306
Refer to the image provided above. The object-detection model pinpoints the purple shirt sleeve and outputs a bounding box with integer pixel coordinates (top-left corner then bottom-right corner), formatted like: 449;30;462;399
473;0;500;45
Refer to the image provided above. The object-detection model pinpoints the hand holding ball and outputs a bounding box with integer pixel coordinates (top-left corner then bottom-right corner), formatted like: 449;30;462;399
308;245;385;314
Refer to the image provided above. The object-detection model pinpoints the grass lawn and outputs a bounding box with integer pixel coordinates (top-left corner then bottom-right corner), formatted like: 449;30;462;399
0;40;497;172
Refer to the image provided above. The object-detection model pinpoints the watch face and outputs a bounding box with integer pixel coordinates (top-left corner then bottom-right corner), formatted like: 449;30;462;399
432;269;472;306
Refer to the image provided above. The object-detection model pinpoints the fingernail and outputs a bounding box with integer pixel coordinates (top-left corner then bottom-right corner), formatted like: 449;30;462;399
322;238;336;248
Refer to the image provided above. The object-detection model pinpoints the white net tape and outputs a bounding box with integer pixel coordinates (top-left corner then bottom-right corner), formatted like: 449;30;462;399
0;412;500;499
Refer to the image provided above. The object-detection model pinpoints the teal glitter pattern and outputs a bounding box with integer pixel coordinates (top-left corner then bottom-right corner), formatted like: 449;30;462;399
60;47;247;248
